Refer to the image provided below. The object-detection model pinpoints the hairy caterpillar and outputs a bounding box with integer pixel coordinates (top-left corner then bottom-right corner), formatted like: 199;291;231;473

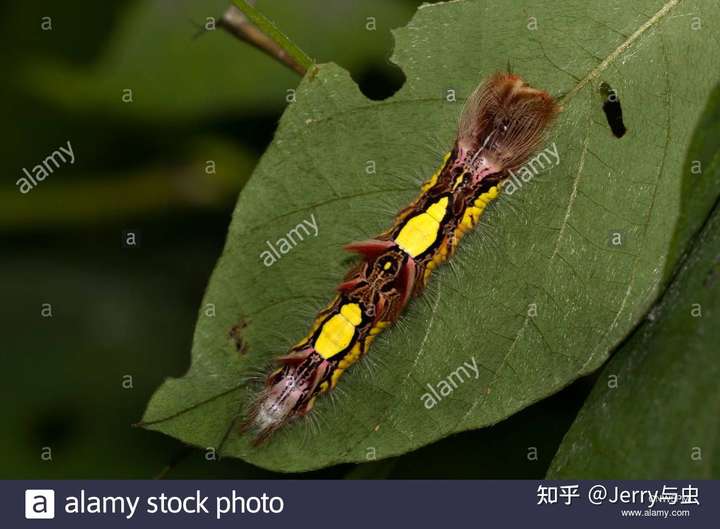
244;72;559;443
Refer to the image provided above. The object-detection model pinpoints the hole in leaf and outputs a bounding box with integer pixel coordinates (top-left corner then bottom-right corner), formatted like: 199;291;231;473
600;82;627;138
353;62;406;101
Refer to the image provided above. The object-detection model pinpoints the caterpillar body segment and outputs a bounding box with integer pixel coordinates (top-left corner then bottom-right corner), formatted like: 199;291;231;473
243;73;559;442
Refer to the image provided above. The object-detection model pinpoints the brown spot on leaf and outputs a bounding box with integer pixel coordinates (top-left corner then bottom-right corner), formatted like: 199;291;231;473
229;319;249;355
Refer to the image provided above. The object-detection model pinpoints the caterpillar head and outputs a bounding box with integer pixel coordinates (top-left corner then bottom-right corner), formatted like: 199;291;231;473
458;72;559;173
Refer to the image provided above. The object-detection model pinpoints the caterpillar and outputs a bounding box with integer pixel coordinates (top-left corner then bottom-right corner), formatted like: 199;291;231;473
244;72;559;443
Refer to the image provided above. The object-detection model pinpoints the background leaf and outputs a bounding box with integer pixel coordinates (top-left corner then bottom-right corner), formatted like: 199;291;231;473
143;0;720;472
547;210;720;478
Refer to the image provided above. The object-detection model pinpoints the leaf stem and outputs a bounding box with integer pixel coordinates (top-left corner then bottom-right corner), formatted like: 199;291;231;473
222;1;314;76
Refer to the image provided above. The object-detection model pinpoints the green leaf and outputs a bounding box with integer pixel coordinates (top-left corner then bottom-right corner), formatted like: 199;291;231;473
142;0;720;472
666;82;720;276
547;83;720;479
546;209;720;477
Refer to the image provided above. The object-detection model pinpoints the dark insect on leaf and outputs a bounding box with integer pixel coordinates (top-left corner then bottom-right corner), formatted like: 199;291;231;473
600;82;627;138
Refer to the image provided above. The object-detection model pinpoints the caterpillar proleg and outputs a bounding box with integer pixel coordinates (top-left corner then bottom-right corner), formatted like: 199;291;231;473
244;72;559;443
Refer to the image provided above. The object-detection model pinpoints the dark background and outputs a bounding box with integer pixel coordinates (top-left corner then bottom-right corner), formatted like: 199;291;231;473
1;0;594;479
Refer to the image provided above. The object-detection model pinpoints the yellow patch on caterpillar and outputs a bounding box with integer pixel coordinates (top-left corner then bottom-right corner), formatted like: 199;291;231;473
340;303;362;325
457;185;500;236
330;368;345;388
331;341;362;387
370;321;391;336
422;186;501;284
426;198;449;222
422;239;450;283
293;295;341;349
452;171;467;191
474;185;499;207
315;302;363;359
394;196;449;257
328;320;390;388
421;152;451;193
